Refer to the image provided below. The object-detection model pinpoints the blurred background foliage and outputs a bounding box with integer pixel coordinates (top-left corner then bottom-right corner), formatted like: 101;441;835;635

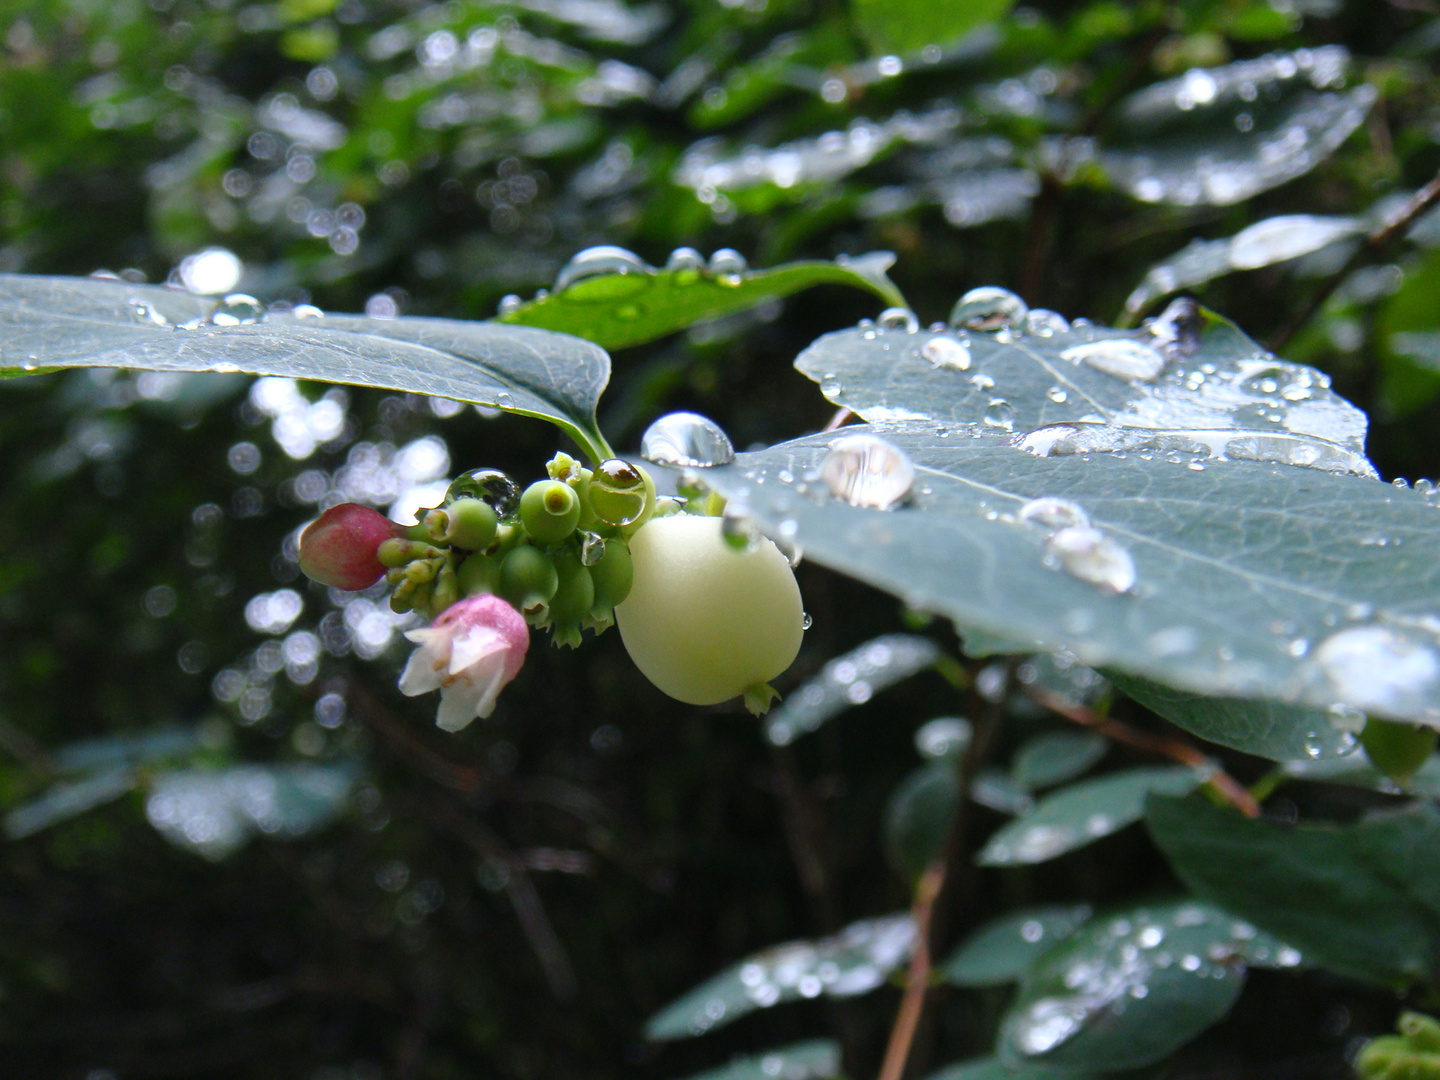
2;0;1439;1076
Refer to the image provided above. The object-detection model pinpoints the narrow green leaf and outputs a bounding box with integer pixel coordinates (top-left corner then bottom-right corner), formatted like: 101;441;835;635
1011;732;1108;791
885;761;958;879
852;0;1014;56
0;274;615;462
5;767;138;839
1147;795;1440;986
764;634;941;745
1108;671;1354;763
998;901;1256;1071
979;767;1203;866
921;1057;1103;1080
682;1040;842;1080
644;913;914;1040
940;904;1093;988
497;248;903;350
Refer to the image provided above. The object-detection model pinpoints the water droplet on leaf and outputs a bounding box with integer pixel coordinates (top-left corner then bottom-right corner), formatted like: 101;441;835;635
920;335;971;370
640;411;735;468
209;294;264;326
820;434;915;510
949;286;1028;331
1043;526;1137;594
1060;339;1166;381
553;245;651;292
1019;497;1090;530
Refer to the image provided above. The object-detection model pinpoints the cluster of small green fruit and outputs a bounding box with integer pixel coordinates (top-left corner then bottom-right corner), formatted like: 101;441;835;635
380;453;650;648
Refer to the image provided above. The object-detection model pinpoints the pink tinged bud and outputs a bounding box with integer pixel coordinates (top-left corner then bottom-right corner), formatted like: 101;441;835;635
298;503;404;590
397;594;529;731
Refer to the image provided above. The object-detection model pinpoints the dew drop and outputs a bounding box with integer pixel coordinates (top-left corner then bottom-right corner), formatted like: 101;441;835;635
292;303;324;319
801;612;813;631
1046;386;1069;403
820;434;915;510
578;530;606;566
949;286;1028;331
447;468;521;520
1043;526;1136;594
498;293;523;316
1025;309;1071;337
877;306;919;333
1018;496;1090;530
665;246;706;279
1315;625;1440;716
209;293;264;326
640;411;735;467
915;717;972;759
983;399;1016;431
921;335;971;371
553;245;651;292
128;299;170;327
707;247;748;283
820;373;844;397
591;458;649;526
1060;339;1165;381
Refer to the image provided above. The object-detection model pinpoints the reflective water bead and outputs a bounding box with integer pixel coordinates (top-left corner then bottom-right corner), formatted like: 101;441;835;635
1018;496;1090;530
877;307;919;333
553;245;651;292
1043;526;1137;594
640;411;735;468
209;294;264;326
921;335;971;370
949;286;1028;331
1060;339;1165;381
820;434;915;510
447;468;521;521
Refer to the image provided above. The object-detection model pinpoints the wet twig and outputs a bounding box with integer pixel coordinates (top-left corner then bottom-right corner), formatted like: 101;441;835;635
876;661;1009;1080
1029;689;1260;818
1269;165;1440;352
823;406;856;432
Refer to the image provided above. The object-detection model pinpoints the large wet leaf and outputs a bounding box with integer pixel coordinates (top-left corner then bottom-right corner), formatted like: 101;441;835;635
941;904;1093;988
1098;47;1375;207
644;913;914;1040
796;299;1374;478
977;767;1203;866
1147;795;1440;986
697;423;1440;727
1107;672;1354;762
496;247;903;350
997;901;1275;1072
681;1040;841;1080
0;274;615;461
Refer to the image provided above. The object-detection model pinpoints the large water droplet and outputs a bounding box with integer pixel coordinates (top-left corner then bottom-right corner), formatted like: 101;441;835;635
578;530;606;566
665;246;706;279
983;399;1016;431
915;717;972;759
553;245;651;293
1019;497;1090;530
497;293;523;316
920;335;971;370
1060;339;1165;381
1315;625;1440;717
820;434;915;510
447;468;521;520
1043;526;1136;594
591;458;648;526
707;248;748;283
1025;309;1071;337
949;286;1028;331
877;307;919;333
1149;297;1203;355
640;411;735;468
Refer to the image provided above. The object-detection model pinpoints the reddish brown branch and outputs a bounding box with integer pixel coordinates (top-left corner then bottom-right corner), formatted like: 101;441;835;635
876;862;945;1080
1030;689;1260;818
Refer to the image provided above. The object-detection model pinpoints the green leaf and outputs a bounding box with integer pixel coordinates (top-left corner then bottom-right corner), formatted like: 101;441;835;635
997;901;1257;1071
885;761;958;879
0;274;615;462
1100;48;1375;207
1147;795;1440;986
5;767;138;839
1107;671;1354;763
921;1058;1100;1080
682;1040;841;1080
764;634;941;746
1280;753;1440;799
497;247;903;351
1011;732;1108;790
852;0;1015;56
695;422;1440;727
796;301;1374;477
644;913;914;1040
978;767;1203;866
940;904;1093;987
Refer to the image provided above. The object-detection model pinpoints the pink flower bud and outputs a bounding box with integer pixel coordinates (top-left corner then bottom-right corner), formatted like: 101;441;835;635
398;594;529;731
298;503;404;590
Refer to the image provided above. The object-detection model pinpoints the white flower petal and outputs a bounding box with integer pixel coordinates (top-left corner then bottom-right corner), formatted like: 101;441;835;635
436;681;486;731
448;626;506;675
398;640;446;696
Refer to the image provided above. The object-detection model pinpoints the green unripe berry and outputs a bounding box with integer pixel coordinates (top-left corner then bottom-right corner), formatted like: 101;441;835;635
549;550;595;649
616;514;803;707
429;562;460;615
588;459;651;528
1361;718;1438;782
457;552;501;597
1402;1013;1440;1054
587;538;633;629
499;543;559;616
520;479;582;544
425;497;498;550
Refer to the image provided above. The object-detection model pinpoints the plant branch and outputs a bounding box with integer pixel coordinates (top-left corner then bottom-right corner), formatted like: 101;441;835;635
877;661;1009;1080
1269;165;1440;352
823;406;855;432
1029;689;1260;818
